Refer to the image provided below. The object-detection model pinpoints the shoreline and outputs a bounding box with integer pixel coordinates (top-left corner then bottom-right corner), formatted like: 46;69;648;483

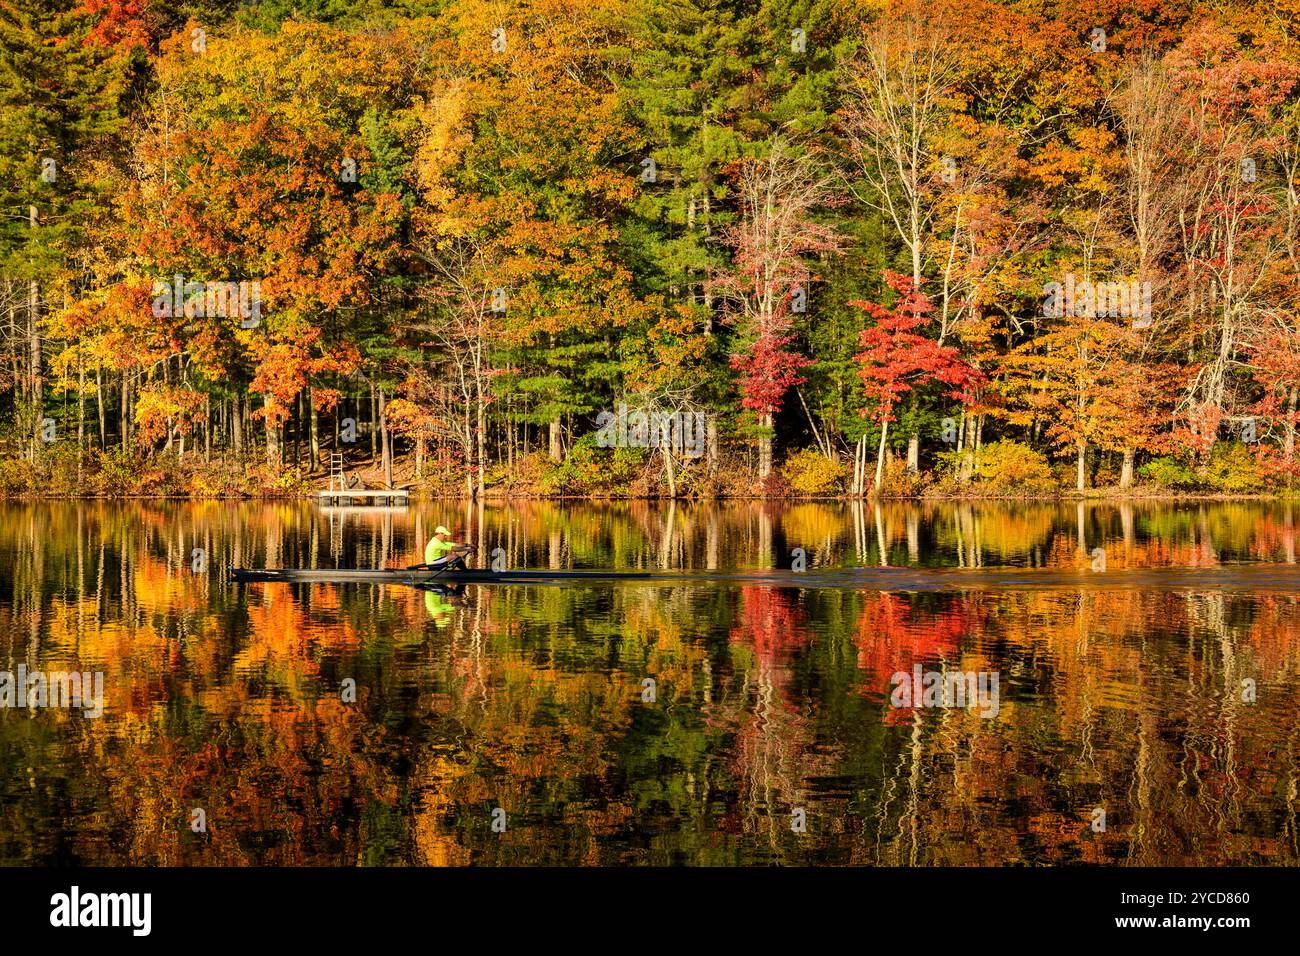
0;490;1294;503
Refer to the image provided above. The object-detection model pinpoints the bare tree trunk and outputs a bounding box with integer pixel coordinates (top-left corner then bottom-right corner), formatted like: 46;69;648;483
95;367;106;450
758;412;773;479
292;391;302;472
476;399;486;501
1120;447;1135;489
232;394;244;457
120;371;130;449
506;406;514;471
549;417;562;460
856;434;867;496
379;388;392;488
309;388;320;472
874;419;889;492
796;387;831;457
29;280;41;460
1076;443;1087;491
264;393;279;465
77;357;85;486
850;435;858;495
663;447;677;498
464;403;474;498
958;409;974;483
369;384;378;461
1286;388;1297;471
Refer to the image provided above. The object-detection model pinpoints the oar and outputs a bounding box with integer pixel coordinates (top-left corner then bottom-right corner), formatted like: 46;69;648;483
406;548;471;583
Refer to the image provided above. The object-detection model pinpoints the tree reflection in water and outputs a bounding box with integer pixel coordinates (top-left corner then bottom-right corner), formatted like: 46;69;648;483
0;499;1297;866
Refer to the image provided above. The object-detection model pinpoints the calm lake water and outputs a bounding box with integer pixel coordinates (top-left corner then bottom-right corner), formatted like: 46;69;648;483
1;499;1298;866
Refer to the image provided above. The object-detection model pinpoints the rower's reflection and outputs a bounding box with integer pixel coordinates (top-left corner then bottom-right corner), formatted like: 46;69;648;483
422;583;463;628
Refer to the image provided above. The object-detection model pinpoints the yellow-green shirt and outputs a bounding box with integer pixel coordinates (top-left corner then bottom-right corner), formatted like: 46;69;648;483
425;536;456;564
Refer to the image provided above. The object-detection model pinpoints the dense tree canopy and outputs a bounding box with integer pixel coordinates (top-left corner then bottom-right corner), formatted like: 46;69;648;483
4;0;1300;497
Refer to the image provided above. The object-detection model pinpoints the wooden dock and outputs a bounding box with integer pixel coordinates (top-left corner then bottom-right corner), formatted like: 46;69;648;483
318;453;409;506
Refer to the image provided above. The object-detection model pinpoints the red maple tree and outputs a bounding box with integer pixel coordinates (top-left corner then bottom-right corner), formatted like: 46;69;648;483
853;271;983;488
729;318;812;415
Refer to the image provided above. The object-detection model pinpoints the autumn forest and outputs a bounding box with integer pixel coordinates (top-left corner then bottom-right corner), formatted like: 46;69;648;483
5;0;1300;500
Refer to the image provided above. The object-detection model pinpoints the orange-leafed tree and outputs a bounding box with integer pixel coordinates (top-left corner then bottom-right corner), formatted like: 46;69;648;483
1001;311;1175;489
121;20;406;462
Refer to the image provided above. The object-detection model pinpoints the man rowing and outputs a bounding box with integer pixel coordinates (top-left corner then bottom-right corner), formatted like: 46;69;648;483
424;525;470;571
